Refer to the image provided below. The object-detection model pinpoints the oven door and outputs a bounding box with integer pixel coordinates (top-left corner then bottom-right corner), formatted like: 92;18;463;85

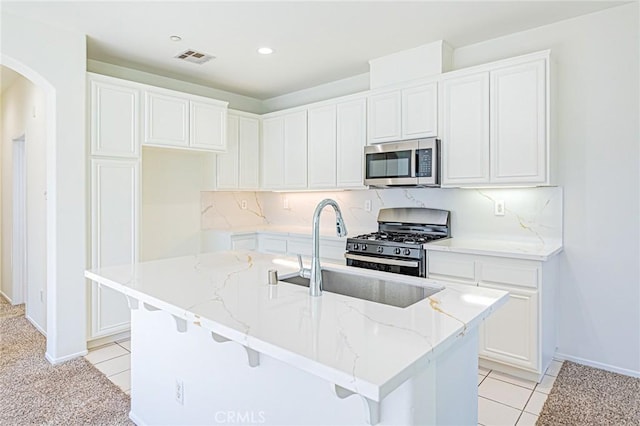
345;253;425;277
364;140;418;186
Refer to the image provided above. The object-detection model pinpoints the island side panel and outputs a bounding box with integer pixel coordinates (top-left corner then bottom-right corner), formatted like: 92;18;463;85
128;304;477;426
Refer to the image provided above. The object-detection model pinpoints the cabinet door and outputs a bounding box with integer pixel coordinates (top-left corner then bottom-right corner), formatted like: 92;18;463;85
90;158;139;338
238;117;260;190
144;91;189;147
479;282;539;371
490;60;546;184
337;98;366;188
90;79;140;158
308;105;337;189
402;83;437;139
190;100;227;151
261;117;285;189
283;110;308;189
441;73;490;185
368;91;401;144
216;115;239;189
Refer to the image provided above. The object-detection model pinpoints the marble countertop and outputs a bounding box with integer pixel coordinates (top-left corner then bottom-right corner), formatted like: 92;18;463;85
86;251;507;402
426;237;563;261
205;225;372;241
206;226;563;260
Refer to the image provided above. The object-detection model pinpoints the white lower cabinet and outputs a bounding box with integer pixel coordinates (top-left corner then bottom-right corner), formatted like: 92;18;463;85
478;282;539;370
426;250;556;381
257;234;288;254
231;235;257;251
89;158;140;339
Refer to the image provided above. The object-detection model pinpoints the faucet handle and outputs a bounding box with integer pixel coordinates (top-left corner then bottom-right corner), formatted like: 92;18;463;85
297;254;311;279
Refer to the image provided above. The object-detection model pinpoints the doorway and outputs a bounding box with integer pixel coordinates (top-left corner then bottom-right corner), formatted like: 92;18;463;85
12;135;27;305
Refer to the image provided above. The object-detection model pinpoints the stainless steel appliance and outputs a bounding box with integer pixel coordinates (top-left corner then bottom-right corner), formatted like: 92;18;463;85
345;207;450;277
364;138;440;187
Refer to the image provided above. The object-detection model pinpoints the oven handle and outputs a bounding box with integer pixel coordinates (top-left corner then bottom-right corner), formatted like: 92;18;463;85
344;253;419;268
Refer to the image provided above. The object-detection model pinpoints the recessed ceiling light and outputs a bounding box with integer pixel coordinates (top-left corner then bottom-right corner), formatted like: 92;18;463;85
257;47;274;55
169;35;182;42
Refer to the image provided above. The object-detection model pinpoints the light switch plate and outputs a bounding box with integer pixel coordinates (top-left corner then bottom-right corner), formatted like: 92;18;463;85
283;198;289;209
364;200;372;212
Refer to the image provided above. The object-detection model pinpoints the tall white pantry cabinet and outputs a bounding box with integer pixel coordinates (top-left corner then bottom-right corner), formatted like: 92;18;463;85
88;74;140;340
87;72;229;341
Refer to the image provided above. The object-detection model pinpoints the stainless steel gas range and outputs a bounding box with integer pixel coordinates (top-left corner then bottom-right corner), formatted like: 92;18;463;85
345;207;450;277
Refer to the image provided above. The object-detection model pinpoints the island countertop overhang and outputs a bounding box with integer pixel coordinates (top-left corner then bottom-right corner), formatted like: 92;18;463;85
85;250;508;401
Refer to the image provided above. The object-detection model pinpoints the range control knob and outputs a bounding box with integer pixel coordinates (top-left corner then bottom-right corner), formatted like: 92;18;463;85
404;248;411;255
376;246;384;253
353;243;359;250
361;244;368;251
394;247;401;255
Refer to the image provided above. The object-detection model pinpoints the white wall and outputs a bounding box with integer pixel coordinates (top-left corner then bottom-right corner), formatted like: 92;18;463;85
0;73;48;332
141;147;216;261
451;2;639;376
1;12;87;363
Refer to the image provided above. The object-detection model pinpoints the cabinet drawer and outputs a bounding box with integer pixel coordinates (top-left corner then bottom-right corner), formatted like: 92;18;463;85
231;236;257;251
320;240;347;262
258;236;287;254
427;252;476;282
479;260;539;289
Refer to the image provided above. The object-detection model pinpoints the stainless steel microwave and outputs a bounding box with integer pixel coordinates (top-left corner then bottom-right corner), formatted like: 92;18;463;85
364;138;440;187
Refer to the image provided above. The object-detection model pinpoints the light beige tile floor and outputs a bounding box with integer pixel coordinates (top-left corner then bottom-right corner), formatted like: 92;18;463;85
85;340;563;425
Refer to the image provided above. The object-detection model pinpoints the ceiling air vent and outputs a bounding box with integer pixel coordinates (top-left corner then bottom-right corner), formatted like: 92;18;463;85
174;49;215;65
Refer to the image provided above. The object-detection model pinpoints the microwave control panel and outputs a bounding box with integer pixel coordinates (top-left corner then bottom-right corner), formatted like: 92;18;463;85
416;148;433;177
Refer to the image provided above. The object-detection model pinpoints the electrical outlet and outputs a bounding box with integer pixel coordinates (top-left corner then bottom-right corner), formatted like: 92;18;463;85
175;380;184;405
494;200;505;216
241;200;248;210
364;200;372;212
283;197;289;209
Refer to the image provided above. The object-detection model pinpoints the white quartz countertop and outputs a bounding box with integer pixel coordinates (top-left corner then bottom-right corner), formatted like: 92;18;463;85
85;251;508;402
426;237;563;261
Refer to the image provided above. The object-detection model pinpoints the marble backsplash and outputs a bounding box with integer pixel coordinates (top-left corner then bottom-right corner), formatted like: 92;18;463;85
201;186;563;244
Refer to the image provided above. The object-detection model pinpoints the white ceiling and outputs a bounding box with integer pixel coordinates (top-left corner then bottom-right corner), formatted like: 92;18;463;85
2;1;626;99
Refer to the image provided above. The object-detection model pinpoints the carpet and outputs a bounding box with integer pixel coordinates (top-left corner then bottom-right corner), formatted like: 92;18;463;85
538;361;640;425
0;296;133;425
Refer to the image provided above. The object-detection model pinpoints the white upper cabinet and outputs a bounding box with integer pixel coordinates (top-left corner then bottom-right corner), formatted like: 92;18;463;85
217;115;240;189
238;116;260;189
441;72;491;185
368;82;437;144
490;59;547;184
308;104;337;189
90;77;140;158
217;113;260;190
144;91;190;147
402;83;438;139
190;100;227;151
262;110;307;190
144;88;228;152
440;52;550;187
337;98;367;188
283;110;308;189
367;91;402;144
261;116;285;189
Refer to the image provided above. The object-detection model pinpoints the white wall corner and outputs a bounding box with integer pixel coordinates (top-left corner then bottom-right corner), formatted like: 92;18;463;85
369;40;453;89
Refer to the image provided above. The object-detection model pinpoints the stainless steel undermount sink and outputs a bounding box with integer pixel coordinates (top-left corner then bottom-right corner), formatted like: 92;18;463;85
280;269;442;308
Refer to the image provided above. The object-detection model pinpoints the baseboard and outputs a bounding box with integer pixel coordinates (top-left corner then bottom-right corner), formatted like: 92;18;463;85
554;352;640;378
129;411;145;426
45;349;89;365
0;290;12;304
25;315;47;336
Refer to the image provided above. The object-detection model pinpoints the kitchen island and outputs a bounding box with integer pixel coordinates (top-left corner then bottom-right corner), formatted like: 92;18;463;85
85;251;508;425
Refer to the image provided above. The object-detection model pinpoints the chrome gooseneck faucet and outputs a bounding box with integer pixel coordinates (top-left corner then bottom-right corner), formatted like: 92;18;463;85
299;199;347;297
